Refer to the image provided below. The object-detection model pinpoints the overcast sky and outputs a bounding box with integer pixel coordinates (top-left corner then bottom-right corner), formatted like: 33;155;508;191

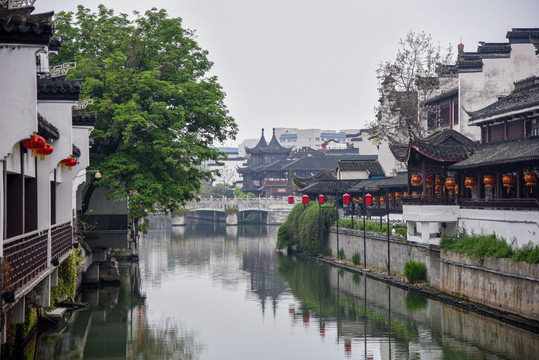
36;0;539;145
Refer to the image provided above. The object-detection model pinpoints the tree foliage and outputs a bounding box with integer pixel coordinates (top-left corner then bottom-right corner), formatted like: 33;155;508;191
52;5;237;218
368;30;453;145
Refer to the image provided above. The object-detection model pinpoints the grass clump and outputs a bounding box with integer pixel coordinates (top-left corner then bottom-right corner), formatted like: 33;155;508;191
352;252;360;266
440;232;512;261
511;242;539;263
403;260;427;283
339;248;345;260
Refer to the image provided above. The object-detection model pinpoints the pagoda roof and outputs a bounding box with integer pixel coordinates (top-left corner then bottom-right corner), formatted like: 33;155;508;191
390;129;477;163
467;77;539;124
245;129;268;155
450;136;539;170
292;169;336;190
245;128;291;155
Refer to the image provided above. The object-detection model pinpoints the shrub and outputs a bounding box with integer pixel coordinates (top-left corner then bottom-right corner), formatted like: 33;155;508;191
441;232;513;261
339;248;345;260
403;260;427;283
512;242;539;264
276;223;293;249
352;252;360;266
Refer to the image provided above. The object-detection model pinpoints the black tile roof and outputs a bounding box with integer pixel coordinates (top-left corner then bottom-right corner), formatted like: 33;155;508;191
450;136;539;169
283;154;368;171
390;129;477;163
506;28;539;44
349;172;408;192
468;77;539;123
72;110;97;127
245;129;268;155
424;87;458;106
38;113;59;140
72;145;81;158
336;160;385;176
300;180;362;195
38;78;82;101
292;169;336;189
476;42;511;58
456;52;483;73
0;6;54;45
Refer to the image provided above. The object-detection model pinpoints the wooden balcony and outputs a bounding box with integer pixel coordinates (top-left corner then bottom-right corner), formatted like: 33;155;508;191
403;195;539;210
3;221;72;292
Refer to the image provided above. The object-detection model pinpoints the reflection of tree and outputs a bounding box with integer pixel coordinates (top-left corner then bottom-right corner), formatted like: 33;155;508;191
131;318;204;360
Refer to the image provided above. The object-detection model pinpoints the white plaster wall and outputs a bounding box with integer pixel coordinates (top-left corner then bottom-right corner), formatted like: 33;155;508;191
458;43;539;141
459;209;539;247
402;205;460;222
338;170;368;180
71;126;93;215
0;163;4;253
0;46;41;157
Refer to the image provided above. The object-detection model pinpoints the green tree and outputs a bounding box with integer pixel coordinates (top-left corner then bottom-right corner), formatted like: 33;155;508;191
52;5;237;220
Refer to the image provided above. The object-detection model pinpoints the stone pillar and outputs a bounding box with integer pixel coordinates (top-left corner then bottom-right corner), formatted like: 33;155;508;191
83;262;100;285
226;213;238;226
171;214;186;226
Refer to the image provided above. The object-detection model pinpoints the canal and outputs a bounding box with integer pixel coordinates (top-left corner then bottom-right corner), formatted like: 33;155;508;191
36;221;538;359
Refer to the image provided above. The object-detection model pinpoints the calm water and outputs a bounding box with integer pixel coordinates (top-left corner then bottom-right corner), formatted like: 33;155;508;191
36;221;538;359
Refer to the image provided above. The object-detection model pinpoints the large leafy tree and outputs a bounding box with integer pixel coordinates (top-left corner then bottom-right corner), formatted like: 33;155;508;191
368;31;453;145
52;5;237;218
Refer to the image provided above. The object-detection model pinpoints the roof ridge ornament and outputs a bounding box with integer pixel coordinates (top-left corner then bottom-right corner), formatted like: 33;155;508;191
73;99;94;111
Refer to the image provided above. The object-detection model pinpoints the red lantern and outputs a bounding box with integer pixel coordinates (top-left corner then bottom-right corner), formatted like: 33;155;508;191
455;184;459;194
302;194;309;204
483;175;495;188
502;174;516;193
36;144;53;161
380;196;386;205
318;194;324;205
22;134;46;157
425;176;433;189
388;193;394;201
445;178;456;190
435;185;442;194
365;193;372;206
395;192;401;200
525;172;537;193
67;157;78;170
465;177;476;189
288;195;294;204
60;157;72;169
358;197;363;204
411;174;422;186
373;197;378;204
403;192;408;197
343;193;350;205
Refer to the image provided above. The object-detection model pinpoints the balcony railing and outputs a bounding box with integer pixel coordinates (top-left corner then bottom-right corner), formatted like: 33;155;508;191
402;196;539;210
3;221;72;292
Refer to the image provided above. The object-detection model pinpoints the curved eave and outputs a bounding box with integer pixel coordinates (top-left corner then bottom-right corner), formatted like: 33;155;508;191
412;145;467;163
469;104;539;125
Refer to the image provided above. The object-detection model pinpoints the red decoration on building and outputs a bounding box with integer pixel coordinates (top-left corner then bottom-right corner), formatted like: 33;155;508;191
525;172;537;193
425;176;433;188
445;178;456;190
483;175;496;188
22;134;46;157
36;144;53;161
395;192;401;200
465;177;476;189
373;197;378;204
502;174;516;191
435;177;444;187
403;192;408;197
380;196;386;204
411;174;422;186
365;193;372;206
343;193;350;205
435;185;442;194
388;193;394;201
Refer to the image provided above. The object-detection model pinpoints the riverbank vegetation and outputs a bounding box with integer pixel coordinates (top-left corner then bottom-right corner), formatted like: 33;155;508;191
440;232;539;264
337;219;407;239
277;203;336;255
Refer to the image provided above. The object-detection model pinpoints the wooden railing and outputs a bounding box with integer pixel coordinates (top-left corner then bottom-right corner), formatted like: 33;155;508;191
402;196;539;210
3;221;72;292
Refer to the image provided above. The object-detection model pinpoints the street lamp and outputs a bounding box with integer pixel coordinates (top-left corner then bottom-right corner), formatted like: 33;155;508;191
288;195;294;204
343;193;353;228
318;194;324;254
302;194;309;209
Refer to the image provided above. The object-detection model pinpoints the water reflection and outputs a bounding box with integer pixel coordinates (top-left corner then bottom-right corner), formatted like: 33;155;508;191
35;220;538;359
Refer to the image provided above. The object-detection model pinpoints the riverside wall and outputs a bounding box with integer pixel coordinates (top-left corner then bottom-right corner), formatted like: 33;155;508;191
327;228;539;321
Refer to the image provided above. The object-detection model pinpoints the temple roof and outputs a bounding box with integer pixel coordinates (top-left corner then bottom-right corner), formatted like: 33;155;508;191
456;52;483;73
0;6;54;45
37;113;59;140
38;78;82;101
476;42;511;58
292;169;336;189
266;128;291;154
450;136;539;170
506;28;539;44
468;77;539;124
245;129;268;155
284;154;370;171
390;129;477;163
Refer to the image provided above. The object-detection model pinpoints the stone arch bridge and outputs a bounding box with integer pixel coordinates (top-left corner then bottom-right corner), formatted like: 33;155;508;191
173;197;297;225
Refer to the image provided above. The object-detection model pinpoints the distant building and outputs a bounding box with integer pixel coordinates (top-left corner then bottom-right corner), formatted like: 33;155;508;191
206;147;245;188
274;128;360;151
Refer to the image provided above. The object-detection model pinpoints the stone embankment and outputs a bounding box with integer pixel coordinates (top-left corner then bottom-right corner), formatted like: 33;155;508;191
319;227;539;331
